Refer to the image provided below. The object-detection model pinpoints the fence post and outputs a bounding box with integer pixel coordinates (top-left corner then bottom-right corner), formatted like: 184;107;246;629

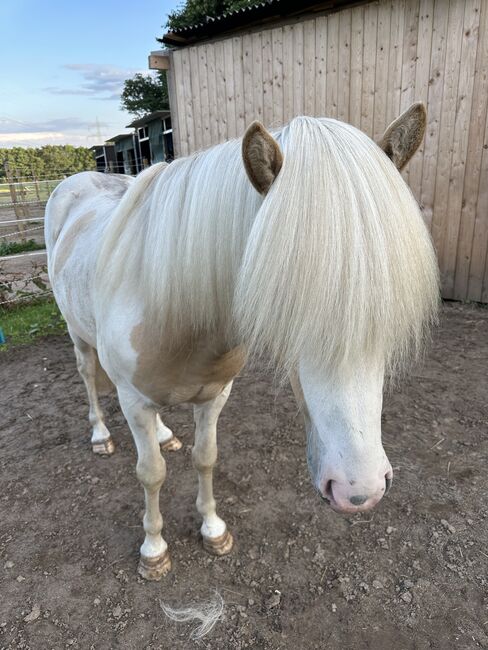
32;167;41;202
4;162;26;240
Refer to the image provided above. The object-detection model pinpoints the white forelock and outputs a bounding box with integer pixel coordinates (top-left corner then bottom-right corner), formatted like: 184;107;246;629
96;116;439;377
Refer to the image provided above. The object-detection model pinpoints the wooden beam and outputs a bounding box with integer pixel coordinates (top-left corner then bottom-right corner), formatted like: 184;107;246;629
148;50;171;70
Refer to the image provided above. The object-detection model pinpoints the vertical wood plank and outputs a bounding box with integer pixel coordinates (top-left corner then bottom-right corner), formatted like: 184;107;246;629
479;105;488;301
188;46;203;150
262;29;274;127
386;0;406;126
242;34;254;127
441;0;481;296
408;0;434;199
327;11;340;118
205;43;219;146
304;19;316;116
481;112;488;300
252;31;264;122
361;2;378;135
373;0;391;140
224;38;237;139
271;27;284;127
215;41;228;143
232;36;246;136
350;6;364;128
197;45;211;148
179;47;195;155
166;52;182;158
338;9;352;124
431;0;465;284
315;16;328;117
293;23;304;116
466;3;488;300
282;25;294;122
400;0;420;186
419;0;449;231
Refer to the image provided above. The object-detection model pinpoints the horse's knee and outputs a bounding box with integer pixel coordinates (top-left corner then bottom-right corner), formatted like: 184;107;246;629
136;456;166;489
192;445;217;473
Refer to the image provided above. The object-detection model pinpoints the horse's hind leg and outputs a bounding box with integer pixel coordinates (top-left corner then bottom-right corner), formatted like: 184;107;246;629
117;386;171;580
156;413;183;452
70;331;114;455
193;382;234;556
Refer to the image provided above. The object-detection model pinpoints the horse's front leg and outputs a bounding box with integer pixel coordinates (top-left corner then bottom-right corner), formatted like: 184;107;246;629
193;382;234;556
117;387;171;580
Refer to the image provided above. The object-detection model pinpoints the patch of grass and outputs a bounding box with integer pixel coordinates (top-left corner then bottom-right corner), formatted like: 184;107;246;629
0;239;45;256
0;298;67;349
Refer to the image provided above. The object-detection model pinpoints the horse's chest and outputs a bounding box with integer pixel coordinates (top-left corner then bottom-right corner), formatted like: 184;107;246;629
130;325;246;406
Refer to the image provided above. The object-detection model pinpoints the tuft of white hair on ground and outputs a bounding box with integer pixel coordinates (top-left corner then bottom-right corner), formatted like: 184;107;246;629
159;591;224;640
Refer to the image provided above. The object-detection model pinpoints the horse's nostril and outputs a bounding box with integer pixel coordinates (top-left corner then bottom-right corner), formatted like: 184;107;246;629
349;494;368;506
325;479;333;500
385;475;393;495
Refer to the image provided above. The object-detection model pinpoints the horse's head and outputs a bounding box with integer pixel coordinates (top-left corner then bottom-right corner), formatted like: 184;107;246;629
291;361;392;513
241;103;429;514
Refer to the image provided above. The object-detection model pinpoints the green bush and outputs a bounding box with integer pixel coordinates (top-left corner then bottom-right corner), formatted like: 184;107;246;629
0;238;45;256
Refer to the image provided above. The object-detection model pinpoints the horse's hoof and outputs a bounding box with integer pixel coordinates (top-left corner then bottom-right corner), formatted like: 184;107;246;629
92;437;115;455
160;435;182;452
202;529;234;556
138;550;172;580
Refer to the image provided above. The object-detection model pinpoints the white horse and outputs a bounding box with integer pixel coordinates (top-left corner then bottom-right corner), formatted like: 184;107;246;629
45;103;438;581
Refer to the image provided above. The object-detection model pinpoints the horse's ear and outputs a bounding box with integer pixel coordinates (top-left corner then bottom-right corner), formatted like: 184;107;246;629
378;102;427;170
242;121;283;194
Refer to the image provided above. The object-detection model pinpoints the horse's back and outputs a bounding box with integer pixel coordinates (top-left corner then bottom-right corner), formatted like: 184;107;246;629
45;172;133;345
45;172;132;252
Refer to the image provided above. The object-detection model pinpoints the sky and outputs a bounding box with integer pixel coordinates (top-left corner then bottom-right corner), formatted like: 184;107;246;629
0;0;180;148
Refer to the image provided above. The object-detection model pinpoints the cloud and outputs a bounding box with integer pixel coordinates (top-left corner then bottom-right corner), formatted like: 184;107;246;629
0;131;114;148
0;116;118;148
0;116;109;134
44;63;148;100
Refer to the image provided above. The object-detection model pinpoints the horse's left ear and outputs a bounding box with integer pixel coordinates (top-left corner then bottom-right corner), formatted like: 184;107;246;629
242;121;283;194
378;102;427;170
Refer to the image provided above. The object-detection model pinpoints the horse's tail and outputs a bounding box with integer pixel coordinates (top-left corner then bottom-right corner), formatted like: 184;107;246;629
160;592;224;640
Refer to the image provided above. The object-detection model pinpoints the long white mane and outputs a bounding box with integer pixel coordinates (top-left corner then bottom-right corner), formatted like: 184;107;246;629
96;116;438;376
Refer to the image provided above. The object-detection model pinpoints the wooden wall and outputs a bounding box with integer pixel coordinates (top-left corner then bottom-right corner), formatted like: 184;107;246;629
167;0;488;302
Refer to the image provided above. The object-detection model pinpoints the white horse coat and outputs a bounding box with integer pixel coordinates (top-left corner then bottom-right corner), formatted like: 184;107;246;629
45;104;438;580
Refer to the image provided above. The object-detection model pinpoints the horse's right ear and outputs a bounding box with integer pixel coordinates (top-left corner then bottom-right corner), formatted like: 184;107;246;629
242;121;283;195
378;102;427;170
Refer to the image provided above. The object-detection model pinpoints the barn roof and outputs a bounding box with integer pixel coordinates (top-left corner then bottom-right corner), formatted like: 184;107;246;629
127;110;171;128
161;0;368;46
106;133;134;144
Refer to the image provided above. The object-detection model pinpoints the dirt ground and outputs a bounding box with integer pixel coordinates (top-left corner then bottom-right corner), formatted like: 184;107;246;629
0;302;487;650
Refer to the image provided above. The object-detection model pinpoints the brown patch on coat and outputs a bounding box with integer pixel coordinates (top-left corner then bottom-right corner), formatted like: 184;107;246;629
242;121;283;195
95;356;115;394
378;102;427;170
130;323;246;405
53;210;97;275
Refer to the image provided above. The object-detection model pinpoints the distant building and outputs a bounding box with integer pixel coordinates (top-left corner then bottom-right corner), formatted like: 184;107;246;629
108;133;140;175
92;110;174;176
127;110;174;166
90;143;117;173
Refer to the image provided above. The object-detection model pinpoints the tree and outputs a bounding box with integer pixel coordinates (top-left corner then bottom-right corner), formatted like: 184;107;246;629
120;72;169;118
0;145;95;180
165;0;254;31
